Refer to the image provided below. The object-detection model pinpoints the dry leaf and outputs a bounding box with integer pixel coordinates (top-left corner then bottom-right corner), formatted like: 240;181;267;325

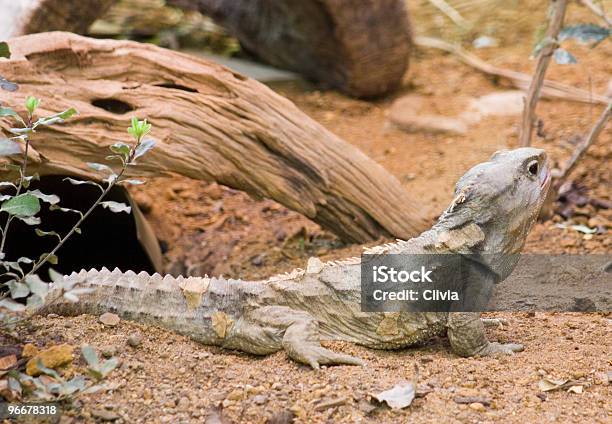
567;385;583;394
371;381;416;409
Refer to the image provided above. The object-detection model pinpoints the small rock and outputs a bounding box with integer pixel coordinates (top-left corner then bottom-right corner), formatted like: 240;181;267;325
177;397;190;411
388;95;468;135
469;402;486;412
267;410;296;424
252;395;267;405
91;409;119;421
206;183;224;200
101;345;118;358
99;313;120;327
271;382;283;390
143;388;152;400
467;91;524;117
127;332;143;348
26;344;74;376
226;389;242;401
46;313;59;319
22;343;39;358
251;254;265;267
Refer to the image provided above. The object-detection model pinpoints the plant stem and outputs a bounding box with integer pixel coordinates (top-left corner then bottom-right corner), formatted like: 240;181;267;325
23;136;143;281
556;102;611;187
0;134;30;254
519;0;569;147
24;165;127;280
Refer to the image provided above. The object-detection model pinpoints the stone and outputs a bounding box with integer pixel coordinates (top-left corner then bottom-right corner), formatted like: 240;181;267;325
26;344;74;376
99;312;120;326
91;409;120;421
467;91;525;117
127;332;143;348
22;343;39;358
469;402;486;412
101;345;118;358
388;96;467;136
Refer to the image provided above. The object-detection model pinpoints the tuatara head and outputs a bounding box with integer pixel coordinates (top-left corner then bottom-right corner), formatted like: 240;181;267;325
436;147;550;275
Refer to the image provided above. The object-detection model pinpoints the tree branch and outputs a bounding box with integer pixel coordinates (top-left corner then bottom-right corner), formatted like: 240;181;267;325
520;0;569;147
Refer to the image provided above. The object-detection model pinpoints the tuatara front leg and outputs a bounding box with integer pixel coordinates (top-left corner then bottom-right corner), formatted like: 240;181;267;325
447;313;523;357
233;306;364;369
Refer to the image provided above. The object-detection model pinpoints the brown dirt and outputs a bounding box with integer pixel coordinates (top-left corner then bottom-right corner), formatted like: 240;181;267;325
12;2;612;422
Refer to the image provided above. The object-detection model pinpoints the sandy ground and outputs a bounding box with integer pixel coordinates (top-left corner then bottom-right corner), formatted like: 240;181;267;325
3;1;611;423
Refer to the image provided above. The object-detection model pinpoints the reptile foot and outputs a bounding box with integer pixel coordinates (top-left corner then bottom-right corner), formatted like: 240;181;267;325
478;342;524;356
285;342;365;369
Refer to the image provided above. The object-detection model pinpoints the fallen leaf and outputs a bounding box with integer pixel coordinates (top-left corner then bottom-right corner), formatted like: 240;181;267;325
538;378;585;392
371;382;416;409
567;385;583;394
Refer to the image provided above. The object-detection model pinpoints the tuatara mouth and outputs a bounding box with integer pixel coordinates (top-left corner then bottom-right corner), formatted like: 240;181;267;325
540;162;551;189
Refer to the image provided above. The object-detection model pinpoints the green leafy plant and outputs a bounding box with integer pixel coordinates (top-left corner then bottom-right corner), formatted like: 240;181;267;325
5;345;120;401
0;96;155;323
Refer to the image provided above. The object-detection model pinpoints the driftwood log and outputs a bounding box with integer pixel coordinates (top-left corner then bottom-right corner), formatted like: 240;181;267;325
168;0;412;98
0;32;428;243
0;0;116;39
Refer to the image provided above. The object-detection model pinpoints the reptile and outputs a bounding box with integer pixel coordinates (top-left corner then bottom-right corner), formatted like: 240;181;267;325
41;147;551;369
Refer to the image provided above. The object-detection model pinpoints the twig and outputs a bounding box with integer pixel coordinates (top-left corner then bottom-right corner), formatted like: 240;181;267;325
556;102;611;186
427;0;471;29
413;36;610;105
578;0;612;27
520;0;569;147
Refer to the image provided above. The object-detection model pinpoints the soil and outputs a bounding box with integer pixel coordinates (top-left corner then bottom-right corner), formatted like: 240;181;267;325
7;2;612;423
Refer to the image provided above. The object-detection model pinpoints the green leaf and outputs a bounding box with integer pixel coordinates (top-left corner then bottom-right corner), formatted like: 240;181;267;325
8;281;30;299
81;345;99;369
60;375;86;396
27;189;60;205
100;201;131;214
0;42;10;59
0;106;21;120
34;107;78;127
554;48;577;64
128;118;152;141
0;76;18;92
49;204;83;218
559;24;610;45
99;357;119;378
48;268;64;284
0;298;25;312
110;142;130;158
62;177;103;193
35;359;62;381
35;229;61;241
39;253;58;265
87;162;113;174
25;96;40;116
17;216;41;226
1;194;40;217
0;181;16;189
25;274;49;298
133;137;155;160
0;139;21;156
122;179;145;185
26;294;44;309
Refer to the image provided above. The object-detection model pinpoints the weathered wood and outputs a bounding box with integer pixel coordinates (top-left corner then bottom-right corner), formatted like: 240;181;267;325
0;32;428;243
0;0;116;39
168;0;412;98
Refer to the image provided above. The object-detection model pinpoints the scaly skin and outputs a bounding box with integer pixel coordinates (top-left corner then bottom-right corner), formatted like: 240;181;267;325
42;148;551;369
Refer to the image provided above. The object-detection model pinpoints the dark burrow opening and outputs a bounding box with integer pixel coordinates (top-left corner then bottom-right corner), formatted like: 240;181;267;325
2;176;157;279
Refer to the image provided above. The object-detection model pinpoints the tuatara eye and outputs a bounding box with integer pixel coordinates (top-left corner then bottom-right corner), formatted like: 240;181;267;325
527;160;538;176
